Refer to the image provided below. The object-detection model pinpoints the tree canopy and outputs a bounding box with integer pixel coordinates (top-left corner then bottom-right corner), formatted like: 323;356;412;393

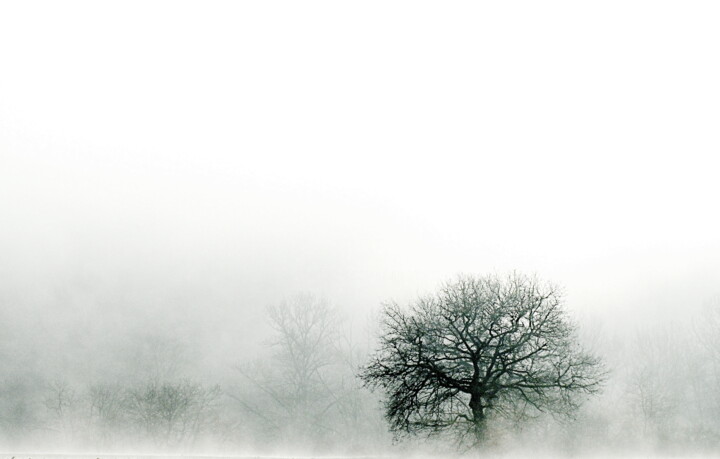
360;273;604;446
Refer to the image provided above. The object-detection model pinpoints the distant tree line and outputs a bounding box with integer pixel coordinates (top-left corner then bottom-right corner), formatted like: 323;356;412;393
0;292;386;453
0;378;222;450
3;275;720;454
42;379;221;449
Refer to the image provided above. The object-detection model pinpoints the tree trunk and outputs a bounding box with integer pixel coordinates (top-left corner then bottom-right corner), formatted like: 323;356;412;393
469;392;487;445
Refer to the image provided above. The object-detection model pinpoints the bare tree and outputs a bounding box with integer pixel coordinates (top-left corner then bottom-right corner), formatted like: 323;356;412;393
360;273;604;447
124;379;221;448
267;293;338;418
623;328;682;443
233;293;344;445
86;383;125;447
43;380;80;444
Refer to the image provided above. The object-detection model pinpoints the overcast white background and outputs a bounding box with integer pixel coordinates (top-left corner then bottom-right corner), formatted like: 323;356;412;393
2;1;719;335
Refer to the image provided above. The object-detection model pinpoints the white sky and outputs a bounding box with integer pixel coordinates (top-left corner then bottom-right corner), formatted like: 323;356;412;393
2;1;719;325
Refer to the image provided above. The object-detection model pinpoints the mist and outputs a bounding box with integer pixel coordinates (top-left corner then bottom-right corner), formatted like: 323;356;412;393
2;1;720;457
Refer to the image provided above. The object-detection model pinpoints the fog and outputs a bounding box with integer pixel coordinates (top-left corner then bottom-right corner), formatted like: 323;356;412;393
2;1;720;457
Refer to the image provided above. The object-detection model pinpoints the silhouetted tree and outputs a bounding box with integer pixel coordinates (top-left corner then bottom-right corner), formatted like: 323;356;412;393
361;273;604;447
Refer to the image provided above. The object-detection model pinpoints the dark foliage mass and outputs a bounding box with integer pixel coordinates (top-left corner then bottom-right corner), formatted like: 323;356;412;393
361;273;604;445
